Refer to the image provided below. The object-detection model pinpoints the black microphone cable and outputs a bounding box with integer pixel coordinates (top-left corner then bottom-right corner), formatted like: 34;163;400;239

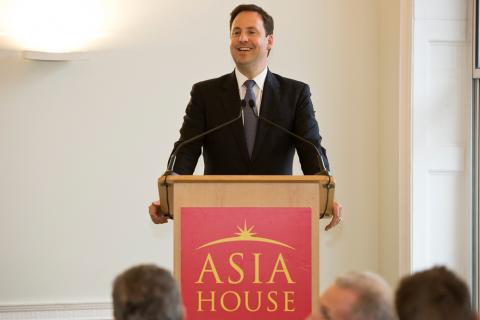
247;99;334;218
160;100;246;217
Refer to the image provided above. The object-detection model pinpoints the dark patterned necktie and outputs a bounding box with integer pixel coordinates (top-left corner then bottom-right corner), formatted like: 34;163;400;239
243;80;258;158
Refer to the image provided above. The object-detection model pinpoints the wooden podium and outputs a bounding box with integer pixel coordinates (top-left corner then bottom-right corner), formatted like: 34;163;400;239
158;175;335;320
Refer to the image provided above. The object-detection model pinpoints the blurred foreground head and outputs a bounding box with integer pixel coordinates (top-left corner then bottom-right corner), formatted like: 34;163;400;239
112;264;184;320
395;266;475;320
315;271;395;320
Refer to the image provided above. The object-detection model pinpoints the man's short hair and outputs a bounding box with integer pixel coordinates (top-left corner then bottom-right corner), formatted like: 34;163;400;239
230;4;274;36
335;271;395;320
395;266;474;320
112;264;183;320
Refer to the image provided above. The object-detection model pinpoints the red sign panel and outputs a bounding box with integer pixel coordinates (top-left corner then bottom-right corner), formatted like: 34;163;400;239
181;207;312;320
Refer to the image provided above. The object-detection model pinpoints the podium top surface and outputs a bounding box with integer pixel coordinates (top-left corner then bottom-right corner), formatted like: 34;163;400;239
160;175;334;185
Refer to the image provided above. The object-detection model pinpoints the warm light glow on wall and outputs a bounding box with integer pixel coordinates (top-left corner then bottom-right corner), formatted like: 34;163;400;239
4;0;107;53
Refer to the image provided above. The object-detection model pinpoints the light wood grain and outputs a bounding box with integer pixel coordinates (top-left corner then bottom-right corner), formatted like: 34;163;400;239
157;175;335;313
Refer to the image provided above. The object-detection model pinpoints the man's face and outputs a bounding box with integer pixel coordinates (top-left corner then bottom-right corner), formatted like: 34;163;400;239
229;11;273;75
315;284;358;320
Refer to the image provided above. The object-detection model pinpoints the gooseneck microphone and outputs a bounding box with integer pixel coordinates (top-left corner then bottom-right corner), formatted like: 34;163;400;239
160;100;245;217
247;99;331;176
247;99;333;218
165;100;246;174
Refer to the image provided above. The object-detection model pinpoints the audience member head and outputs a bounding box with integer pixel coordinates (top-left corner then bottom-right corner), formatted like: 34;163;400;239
395;266;475;320
314;271;395;320
112;264;184;320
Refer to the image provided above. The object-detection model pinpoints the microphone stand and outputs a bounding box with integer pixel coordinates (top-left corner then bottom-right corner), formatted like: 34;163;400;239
160;101;245;217
247;100;335;218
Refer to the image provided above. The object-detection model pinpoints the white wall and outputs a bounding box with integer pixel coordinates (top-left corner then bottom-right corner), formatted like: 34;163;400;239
0;0;384;305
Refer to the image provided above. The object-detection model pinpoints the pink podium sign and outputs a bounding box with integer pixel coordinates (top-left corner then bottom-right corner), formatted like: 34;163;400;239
180;207;312;320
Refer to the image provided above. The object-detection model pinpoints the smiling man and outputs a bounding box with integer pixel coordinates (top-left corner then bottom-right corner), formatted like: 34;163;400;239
149;4;342;229
229;7;273;79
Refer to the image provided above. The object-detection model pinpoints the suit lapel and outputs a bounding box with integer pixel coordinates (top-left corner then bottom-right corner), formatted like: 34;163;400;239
251;70;280;160
220;71;250;162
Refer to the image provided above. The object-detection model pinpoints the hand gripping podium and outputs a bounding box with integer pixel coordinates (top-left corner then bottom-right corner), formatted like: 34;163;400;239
158;175;335;320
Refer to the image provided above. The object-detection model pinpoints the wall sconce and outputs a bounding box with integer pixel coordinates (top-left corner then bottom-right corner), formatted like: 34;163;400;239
22;50;86;61
3;0;107;61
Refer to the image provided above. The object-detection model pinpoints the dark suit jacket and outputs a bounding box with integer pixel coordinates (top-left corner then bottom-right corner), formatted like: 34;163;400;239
172;70;330;175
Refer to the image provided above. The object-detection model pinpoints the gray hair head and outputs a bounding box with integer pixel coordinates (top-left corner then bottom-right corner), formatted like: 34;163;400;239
112;264;184;320
335;271;396;320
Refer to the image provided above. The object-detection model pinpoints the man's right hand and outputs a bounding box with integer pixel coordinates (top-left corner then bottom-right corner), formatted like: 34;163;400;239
148;200;169;224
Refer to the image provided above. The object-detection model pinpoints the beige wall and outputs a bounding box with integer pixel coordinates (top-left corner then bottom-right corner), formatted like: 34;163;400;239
0;0;404;304
379;0;401;285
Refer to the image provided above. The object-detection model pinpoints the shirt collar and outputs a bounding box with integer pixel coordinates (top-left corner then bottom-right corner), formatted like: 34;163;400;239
235;66;268;91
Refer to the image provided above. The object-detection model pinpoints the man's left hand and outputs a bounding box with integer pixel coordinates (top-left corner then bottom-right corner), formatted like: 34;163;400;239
325;201;343;231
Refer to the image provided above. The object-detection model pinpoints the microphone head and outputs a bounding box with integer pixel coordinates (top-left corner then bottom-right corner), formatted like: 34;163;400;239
241;99;247;108
247;99;258;116
248;99;258;118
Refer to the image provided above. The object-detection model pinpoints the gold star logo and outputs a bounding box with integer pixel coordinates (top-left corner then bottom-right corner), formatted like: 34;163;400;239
196;221;294;250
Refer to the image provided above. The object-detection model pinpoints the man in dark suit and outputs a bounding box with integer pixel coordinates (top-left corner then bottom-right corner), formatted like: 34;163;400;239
149;4;342;229
172;70;329;175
